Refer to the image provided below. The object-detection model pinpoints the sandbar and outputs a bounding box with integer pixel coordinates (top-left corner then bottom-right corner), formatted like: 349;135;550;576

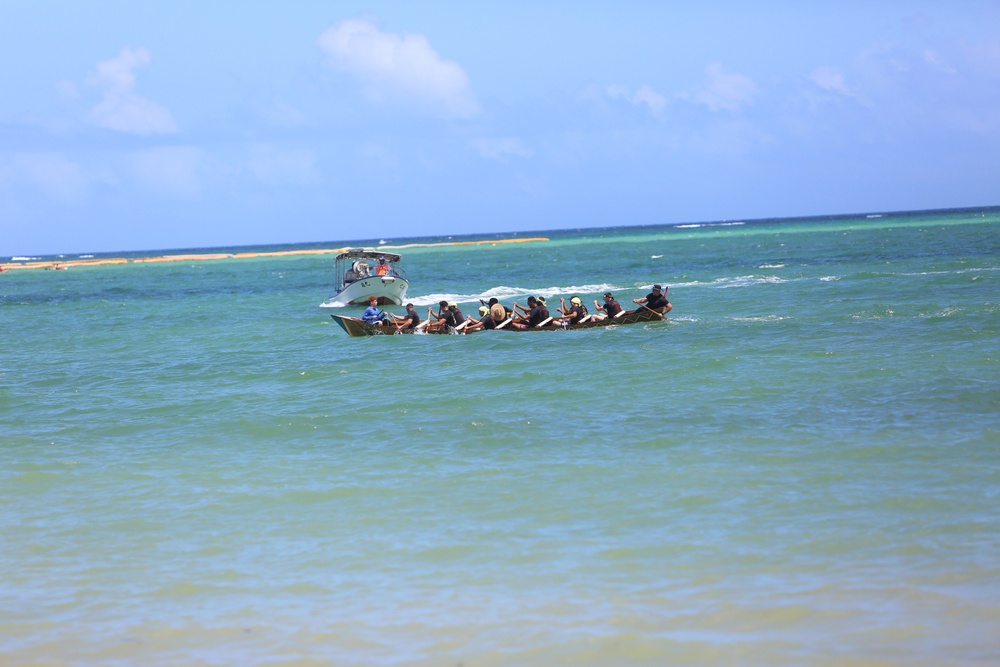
0;237;549;272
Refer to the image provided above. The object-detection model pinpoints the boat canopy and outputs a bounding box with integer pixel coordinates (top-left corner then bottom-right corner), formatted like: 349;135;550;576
335;248;402;263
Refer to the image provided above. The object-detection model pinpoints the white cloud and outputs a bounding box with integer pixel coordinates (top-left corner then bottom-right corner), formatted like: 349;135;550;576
128;146;202;196
691;63;758;112
472;137;532;161
606;84;667;116
88;47;177;135
810;66;855;97
317;18;479;118
258;99;309;128
923;49;957;75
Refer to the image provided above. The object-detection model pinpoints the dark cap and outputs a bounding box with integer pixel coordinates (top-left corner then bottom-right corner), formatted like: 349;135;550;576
652;284;662;291
604;292;613;298
439;300;449;307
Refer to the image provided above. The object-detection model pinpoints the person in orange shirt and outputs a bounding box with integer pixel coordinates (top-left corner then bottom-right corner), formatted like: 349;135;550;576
375;256;389;275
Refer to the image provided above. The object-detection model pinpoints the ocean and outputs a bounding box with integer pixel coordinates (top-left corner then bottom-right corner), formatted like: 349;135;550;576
2;208;999;665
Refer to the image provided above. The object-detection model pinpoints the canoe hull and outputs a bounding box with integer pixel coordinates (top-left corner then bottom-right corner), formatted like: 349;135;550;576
330;310;665;337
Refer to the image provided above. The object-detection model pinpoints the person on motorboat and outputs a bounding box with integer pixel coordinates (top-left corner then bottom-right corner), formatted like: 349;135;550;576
389;303;421;330
375;256;389;275
592;292;623;320
362;296;389;325
625;284;672;316
554;296;588;325
427;301;458;332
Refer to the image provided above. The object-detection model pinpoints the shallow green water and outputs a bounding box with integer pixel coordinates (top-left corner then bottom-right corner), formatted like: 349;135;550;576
2;209;999;665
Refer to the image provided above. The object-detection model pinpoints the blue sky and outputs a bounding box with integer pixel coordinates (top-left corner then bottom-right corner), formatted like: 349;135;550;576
2;1;998;255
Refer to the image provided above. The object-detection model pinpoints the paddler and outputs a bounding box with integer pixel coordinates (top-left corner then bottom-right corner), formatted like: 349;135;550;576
509;296;550;329
554;295;588;325
427;300;458;332
464;305;498;332
624;284;671;316
592;292;623;320
485;297;507;323
449;302;466;328
361;296;390;325
388;303;421;331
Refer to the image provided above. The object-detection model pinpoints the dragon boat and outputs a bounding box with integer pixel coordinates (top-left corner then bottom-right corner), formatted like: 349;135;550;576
330;308;666;337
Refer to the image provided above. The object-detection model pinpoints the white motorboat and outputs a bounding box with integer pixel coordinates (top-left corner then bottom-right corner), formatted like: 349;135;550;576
319;249;408;307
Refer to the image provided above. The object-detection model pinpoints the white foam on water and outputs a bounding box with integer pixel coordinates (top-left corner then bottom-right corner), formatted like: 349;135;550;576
408;284;621;307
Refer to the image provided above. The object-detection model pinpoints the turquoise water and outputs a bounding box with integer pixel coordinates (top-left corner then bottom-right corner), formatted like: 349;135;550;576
2;209;999;665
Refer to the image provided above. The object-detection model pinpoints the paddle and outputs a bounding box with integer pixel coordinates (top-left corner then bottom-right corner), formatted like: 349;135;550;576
640;303;666;319
495;317;513;330
534;317;553;328
425;306;449;333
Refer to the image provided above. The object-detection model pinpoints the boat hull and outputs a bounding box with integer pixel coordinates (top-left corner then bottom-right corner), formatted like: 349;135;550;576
320;275;409;307
330;309;665;337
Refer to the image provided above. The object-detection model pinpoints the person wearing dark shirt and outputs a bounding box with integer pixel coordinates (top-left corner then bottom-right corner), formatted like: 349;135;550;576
593;292;623;320
510;296;550;329
389;303;420;330
626;284;672;316
449;302;466;327
427;301;457;332
484;297;508;323
509;296;535;329
465;305;497;332
555;296;588;325
532;298;551;326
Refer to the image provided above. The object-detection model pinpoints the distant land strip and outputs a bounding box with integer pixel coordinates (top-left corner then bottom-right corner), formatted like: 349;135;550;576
0;237;550;272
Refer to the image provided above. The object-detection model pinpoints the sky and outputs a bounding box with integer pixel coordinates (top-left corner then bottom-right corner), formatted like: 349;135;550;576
2;1;999;255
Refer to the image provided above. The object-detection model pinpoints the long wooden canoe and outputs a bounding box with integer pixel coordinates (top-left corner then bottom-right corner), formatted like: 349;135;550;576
330;309;666;337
